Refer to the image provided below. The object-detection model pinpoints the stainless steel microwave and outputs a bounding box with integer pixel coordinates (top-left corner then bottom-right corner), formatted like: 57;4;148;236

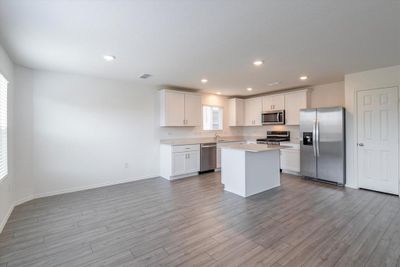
262;110;285;125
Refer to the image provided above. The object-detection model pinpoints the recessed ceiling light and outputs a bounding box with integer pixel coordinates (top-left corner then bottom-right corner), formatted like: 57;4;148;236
201;78;208;83
253;60;264;66
268;81;281;86
300;76;308;80
138;73;152;79
216;92;221;95
246;87;253;91
103;55;116;61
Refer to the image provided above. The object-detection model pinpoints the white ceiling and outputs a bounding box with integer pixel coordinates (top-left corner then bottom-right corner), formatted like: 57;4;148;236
0;0;399;96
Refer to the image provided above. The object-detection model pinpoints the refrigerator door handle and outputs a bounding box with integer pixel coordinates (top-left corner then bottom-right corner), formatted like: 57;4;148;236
312;120;317;157
316;120;320;157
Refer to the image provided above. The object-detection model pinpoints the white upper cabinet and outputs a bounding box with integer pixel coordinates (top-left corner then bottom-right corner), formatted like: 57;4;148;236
228;98;244;126
262;94;285;112
244;97;262;126
284;90;308;125
184;93;202;126
160;90;201;126
160;90;185;126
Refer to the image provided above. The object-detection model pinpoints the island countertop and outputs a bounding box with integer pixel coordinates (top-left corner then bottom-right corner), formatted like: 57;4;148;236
221;143;289;152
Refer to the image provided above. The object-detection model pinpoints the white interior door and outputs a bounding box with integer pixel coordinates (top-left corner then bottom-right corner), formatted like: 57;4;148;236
357;87;399;195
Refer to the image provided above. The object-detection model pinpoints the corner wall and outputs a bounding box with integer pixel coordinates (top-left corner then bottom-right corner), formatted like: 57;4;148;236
0;44;14;233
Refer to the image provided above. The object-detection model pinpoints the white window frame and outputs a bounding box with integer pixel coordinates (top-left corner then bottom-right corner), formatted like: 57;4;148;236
202;105;223;131
0;73;8;181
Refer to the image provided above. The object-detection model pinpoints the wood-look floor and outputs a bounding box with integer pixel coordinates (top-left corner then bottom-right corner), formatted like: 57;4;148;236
1;172;400;267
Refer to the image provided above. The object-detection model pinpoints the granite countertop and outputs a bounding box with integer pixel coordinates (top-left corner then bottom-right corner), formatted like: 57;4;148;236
160;136;262;146
221;143;290;152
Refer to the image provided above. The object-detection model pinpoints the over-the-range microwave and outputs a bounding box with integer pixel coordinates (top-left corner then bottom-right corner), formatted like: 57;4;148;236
262;110;285;125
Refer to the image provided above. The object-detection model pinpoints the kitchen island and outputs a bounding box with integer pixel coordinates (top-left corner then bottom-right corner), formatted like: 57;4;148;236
221;143;287;197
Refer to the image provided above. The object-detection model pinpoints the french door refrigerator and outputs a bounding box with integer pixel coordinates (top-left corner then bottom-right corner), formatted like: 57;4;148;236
300;107;345;185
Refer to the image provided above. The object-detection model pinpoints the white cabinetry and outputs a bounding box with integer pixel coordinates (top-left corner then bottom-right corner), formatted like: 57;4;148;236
262;94;285;112
244;97;262;126
216;141;246;169
160;144;200;180
229;98;244;126
184;93;202;126
280;143;300;174
284;90;308;125
160;90;201;126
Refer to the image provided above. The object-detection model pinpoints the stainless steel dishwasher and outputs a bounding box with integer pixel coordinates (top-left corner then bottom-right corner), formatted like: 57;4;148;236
200;143;217;172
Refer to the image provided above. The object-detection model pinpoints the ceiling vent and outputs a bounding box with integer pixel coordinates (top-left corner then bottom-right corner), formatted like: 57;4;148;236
138;73;152;79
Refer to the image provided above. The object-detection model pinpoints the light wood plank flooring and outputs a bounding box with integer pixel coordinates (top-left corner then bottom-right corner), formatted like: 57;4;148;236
1;172;400;267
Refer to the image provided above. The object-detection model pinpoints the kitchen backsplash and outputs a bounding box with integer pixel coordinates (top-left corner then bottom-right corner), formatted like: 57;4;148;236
242;125;300;143
159;126;243;140
159;125;300;142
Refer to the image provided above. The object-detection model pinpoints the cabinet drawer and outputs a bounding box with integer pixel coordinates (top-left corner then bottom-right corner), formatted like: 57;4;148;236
172;144;200;153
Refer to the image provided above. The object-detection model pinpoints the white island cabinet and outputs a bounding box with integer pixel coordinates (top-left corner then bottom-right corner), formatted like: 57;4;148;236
221;144;286;197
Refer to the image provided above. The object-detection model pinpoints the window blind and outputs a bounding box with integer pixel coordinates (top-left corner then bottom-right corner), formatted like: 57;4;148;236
0;73;8;180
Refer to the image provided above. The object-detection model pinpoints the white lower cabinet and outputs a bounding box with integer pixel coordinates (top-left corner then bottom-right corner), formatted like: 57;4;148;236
160;144;200;180
184;151;200;174
280;143;300;174
172;152;187;176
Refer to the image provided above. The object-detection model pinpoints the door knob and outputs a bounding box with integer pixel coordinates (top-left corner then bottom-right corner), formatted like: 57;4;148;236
358;143;364;147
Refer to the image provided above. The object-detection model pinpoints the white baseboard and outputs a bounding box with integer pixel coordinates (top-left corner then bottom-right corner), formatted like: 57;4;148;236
163;172;198;181
14;195;35;207
345;183;359;189
0;204;14;234
282;170;301;176
34;174;159;199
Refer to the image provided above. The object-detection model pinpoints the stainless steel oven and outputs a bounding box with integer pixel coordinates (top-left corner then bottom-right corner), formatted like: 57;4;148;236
262;110;285;125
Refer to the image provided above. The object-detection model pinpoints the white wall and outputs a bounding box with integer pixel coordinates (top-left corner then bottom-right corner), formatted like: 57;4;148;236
0;44;14;233
345;65;400;188
13;66;34;204
28;69;162;196
310;81;344;108
13;67;238;197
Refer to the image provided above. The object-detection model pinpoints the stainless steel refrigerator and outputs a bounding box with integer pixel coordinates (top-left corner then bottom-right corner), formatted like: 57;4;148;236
300;107;345;185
